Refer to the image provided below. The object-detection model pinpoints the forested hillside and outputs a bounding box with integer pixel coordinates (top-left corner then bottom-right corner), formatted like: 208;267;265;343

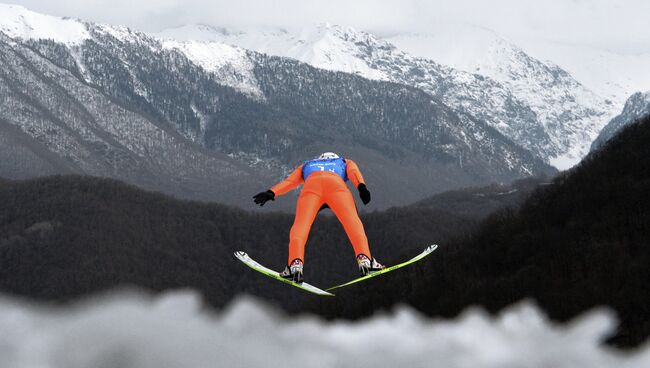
321;115;650;347
412;176;549;218
0;175;481;305
0;117;647;347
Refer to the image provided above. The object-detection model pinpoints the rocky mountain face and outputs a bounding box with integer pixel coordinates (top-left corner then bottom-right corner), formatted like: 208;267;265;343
158;23;617;169
0;30;264;207
387;27;619;168
590;91;650;151
0;4;555;209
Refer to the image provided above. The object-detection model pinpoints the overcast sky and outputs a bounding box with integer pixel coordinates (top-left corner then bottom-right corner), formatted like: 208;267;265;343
7;0;650;54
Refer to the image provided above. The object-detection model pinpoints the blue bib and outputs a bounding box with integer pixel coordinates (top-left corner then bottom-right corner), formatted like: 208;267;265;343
302;158;348;181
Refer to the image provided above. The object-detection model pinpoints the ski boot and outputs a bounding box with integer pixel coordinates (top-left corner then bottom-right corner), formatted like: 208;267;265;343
356;254;386;276
280;258;304;283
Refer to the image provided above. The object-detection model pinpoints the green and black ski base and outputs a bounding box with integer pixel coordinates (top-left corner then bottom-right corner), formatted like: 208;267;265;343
326;244;438;291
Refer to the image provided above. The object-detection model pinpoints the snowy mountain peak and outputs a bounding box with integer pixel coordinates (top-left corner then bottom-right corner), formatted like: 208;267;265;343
386;24;618;168
385;22;510;71
156;23;392;81
156;23;235;42
0;3;89;45
591;90;650;151
623;90;650;114
159;39;262;98
0;3;262;102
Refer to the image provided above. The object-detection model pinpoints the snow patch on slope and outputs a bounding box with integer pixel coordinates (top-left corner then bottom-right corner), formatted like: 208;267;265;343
160;39;262;98
0;290;648;368
94;23;136;42
0;3;89;45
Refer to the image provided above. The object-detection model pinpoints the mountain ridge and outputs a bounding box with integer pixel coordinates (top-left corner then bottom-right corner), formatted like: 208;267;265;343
157;22;617;168
0;4;555;209
591;91;650;151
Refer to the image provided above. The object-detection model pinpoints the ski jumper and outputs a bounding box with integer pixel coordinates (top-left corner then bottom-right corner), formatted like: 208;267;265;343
270;158;372;265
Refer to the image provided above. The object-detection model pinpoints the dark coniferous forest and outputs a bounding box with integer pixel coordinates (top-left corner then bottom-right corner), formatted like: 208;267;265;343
0;174;481;302
0;115;648;347
326;114;650;347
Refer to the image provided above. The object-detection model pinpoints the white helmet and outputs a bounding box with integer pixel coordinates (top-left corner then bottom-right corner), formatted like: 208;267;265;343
317;152;340;160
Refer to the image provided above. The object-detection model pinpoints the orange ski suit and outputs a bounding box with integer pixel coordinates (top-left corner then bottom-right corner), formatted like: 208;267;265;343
270;159;372;265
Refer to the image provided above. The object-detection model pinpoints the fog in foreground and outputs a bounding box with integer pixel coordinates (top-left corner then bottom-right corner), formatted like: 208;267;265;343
0;290;648;368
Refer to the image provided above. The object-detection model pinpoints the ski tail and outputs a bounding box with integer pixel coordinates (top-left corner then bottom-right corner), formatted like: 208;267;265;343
234;251;334;296
326;244;438;291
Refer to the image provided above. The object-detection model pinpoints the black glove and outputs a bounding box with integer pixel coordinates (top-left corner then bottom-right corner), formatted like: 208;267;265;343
253;190;275;206
357;183;371;205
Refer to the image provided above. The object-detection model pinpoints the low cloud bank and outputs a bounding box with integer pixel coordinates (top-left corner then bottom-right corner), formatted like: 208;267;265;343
0;290;648;368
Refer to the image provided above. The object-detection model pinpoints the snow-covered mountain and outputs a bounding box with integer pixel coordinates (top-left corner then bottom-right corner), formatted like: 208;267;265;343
0;4;262;99
0;7;265;206
384;25;619;168
158;24;391;81
382;22;649;107
158;40;262;98
0;4;554;209
520;40;650;107
157;23;617;169
591;91;650;151
0;3;90;44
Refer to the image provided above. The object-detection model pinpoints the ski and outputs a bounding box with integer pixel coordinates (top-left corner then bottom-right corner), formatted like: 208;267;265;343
326;244;438;291
234;251;335;296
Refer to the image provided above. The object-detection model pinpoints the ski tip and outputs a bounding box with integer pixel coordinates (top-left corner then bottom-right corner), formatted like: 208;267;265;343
426;244;439;253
